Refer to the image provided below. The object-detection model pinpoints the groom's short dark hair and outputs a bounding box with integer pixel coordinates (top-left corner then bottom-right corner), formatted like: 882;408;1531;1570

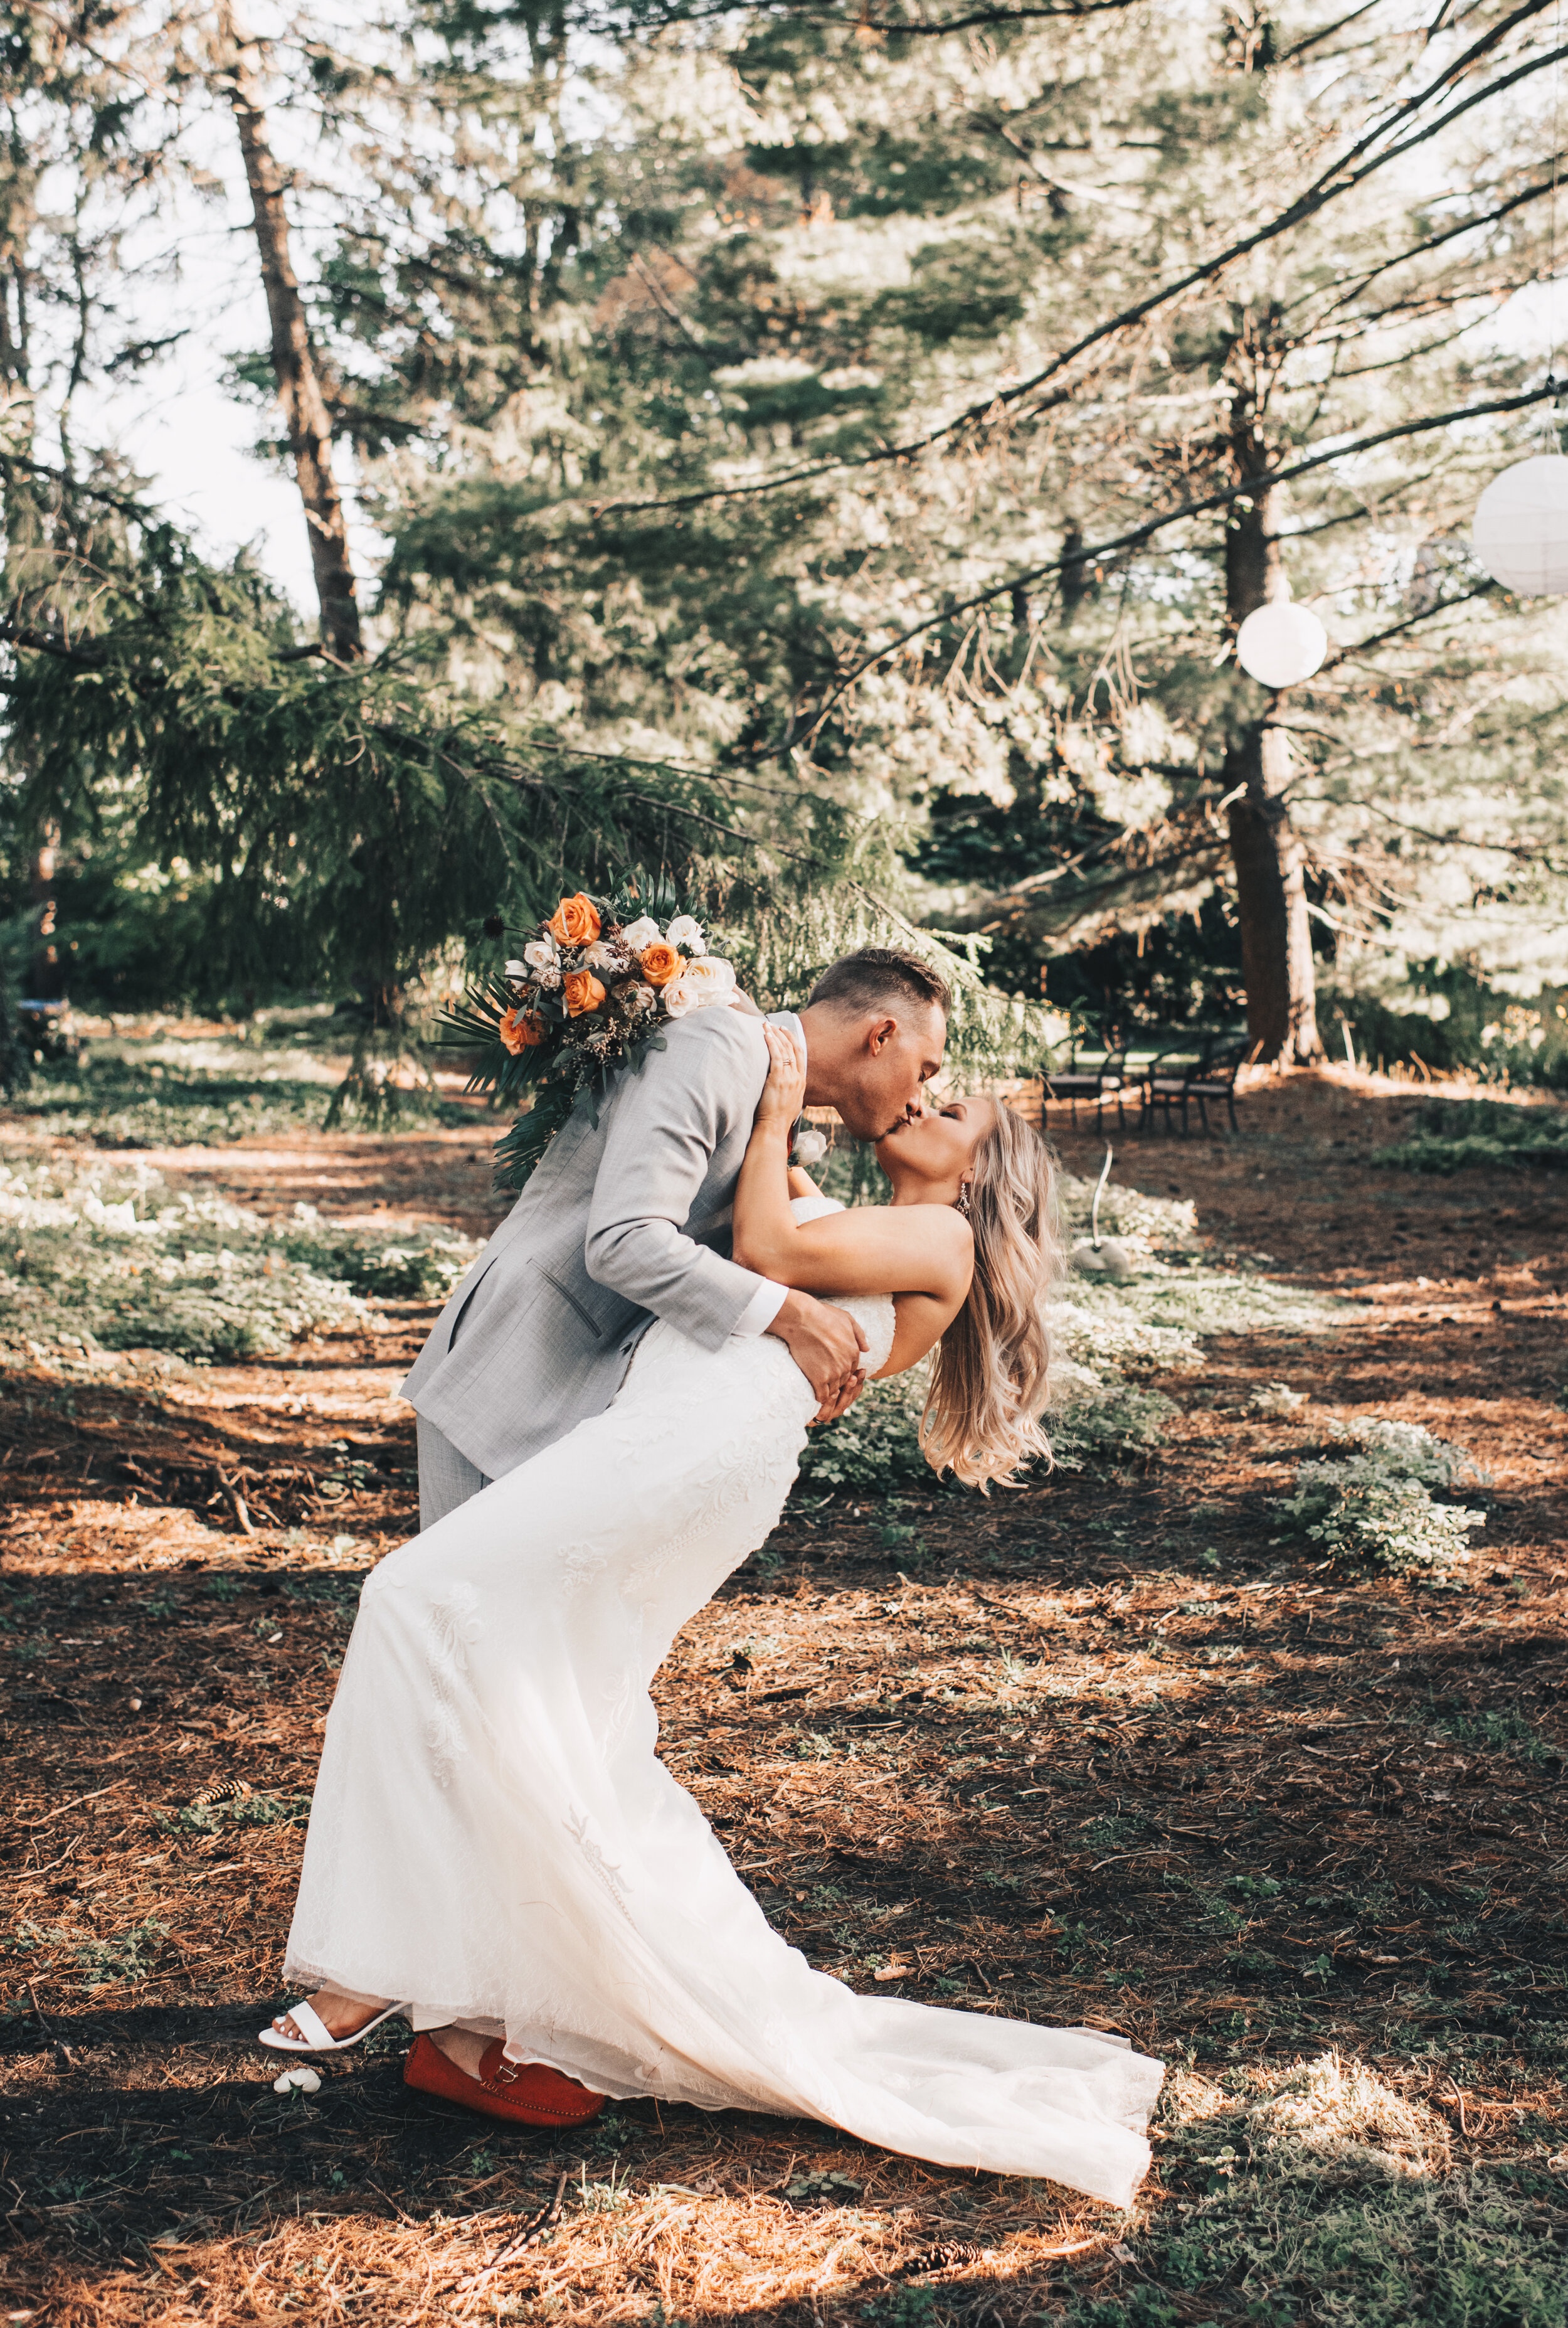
807;947;951;1021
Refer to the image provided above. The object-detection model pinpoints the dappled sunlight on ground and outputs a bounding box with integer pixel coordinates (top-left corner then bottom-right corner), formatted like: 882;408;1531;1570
3;1063;1565;2321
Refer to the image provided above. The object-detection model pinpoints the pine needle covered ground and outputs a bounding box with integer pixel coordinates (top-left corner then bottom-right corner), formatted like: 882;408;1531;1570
2;1035;1565;2326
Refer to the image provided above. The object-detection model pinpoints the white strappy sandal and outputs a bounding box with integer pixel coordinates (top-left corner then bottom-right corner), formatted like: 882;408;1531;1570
258;1997;408;2053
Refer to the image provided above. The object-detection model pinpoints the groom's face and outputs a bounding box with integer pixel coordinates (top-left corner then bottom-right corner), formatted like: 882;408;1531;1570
834;1004;947;1140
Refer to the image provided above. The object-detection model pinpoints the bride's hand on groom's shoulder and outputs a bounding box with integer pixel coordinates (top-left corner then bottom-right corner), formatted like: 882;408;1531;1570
757;1023;807;1127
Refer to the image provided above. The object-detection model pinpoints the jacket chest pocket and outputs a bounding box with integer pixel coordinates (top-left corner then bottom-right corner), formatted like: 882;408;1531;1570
535;1262;608;1340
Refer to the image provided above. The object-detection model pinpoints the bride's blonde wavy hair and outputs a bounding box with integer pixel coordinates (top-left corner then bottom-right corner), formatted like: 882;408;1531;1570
919;1101;1061;1491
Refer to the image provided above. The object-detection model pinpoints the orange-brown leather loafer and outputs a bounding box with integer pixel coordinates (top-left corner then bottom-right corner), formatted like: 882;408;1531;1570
403;2032;606;2128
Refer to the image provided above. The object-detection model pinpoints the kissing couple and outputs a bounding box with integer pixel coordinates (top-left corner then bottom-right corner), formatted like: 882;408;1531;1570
260;945;1163;2206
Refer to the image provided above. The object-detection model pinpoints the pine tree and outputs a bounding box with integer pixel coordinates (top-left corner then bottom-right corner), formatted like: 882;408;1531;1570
331;0;1568;1058
213;3;364;661
8;0;1565;1088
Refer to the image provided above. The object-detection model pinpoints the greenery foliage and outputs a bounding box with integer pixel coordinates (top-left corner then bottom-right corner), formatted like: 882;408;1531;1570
159;1792;313;1837
1114;2056;1568;2328
0;1155;479;1368
8;1050;360;1149
1374;1097;1568;1175
1275;1419;1489;1579
6;1;1567;1075
797;1365;932;1497
1330;973;1568;1095
795;1154;1353;1494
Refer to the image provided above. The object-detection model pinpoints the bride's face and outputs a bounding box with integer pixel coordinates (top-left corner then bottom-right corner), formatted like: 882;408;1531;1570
874;1095;996;1191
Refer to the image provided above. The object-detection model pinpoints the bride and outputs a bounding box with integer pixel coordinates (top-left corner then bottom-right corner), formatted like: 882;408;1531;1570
261;1026;1162;2206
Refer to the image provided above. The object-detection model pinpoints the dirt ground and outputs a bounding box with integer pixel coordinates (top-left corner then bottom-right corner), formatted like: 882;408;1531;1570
2;1066;1565;2324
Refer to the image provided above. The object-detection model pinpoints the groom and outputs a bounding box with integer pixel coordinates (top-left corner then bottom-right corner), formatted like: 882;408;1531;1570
404;947;951;1527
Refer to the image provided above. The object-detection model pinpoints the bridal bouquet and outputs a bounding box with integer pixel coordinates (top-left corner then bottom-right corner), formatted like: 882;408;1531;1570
447;881;741;1189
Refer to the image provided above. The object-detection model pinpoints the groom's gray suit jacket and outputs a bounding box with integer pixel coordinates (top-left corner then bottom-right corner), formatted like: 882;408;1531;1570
402;1004;778;1483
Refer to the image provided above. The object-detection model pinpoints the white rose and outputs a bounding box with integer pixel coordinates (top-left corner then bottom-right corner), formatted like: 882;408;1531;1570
628;982;657;1014
504;959;526;980
664;914;707;955
662;955;736;1016
792;1127;829;1167
620;915;660;953
583;938;628;970
523;935;561;989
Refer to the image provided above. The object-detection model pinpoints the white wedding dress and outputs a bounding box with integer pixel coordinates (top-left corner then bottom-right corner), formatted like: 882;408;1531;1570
284;1198;1162;2206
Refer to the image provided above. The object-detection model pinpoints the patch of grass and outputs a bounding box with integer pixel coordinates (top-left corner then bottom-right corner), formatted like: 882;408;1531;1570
574;2162;635;2216
785;2169;863;2204
857;2293;938;2327
10;1053;337;1147
11;1046;473;1148
1052;1379;1179;1467
1069;2296;1177;2328
1274;1418;1488;1579
1374;1097;1568;1174
1110;2056;1568;2328
0;1156;480;1366
1424;1704;1558;1764
159;1792;313;1836
877;1518;931;1566
1079;1815;1144;1852
792;1162;1357;1492
6;1916;168;1988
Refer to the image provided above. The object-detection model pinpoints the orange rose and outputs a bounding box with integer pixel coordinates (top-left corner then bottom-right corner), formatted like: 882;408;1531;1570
498;1006;545;1053
638;941;681;986
562;970;606;1017
548;892;601;946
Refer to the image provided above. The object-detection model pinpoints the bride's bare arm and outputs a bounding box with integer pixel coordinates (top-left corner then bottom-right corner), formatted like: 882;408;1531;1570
733;1028;973;1314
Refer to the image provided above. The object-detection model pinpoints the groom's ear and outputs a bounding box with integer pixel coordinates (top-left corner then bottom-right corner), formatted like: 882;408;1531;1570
866;1015;899;1055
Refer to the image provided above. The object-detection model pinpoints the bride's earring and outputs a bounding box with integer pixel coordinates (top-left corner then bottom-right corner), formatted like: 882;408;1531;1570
955;1180;973;1216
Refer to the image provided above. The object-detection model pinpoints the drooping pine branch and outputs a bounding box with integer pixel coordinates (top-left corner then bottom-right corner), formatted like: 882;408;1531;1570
797;379;1565;740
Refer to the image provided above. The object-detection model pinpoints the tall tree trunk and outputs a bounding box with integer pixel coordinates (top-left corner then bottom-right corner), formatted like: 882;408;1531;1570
215;7;363;660
1223;452;1323;1066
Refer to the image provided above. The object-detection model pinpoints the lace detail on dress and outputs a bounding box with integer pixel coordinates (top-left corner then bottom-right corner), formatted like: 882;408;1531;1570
559;1538;610;1597
622;1412;798;1598
564;1802;636;1923
424;1581;481;1789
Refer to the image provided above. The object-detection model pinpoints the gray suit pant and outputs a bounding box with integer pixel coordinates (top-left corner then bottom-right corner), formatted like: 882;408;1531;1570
416;1415;491;1532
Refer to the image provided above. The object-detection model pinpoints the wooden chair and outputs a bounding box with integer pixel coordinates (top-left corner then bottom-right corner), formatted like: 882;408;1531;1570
1042;1035;1130;1127
1138;1041;1204;1137
1185;1039;1249;1136
1138;1034;1248;1137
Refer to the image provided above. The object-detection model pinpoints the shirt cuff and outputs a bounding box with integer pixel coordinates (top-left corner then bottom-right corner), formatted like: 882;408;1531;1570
733;1277;788;1337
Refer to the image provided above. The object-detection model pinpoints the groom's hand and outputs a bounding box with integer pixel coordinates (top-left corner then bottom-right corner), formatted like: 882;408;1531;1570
767;1289;869;1423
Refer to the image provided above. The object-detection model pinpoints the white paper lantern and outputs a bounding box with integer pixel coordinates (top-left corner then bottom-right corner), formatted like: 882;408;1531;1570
1471;453;1568;594
1235;600;1328;688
